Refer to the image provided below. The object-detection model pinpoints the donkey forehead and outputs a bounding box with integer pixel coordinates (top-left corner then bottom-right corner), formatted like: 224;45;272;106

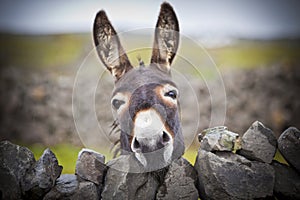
112;65;176;95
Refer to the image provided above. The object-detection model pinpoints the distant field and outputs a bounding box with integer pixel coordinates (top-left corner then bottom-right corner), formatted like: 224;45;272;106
1;33;299;70
209;39;300;69
0;33;91;69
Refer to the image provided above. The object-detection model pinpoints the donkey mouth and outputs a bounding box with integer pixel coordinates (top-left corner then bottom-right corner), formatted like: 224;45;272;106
132;131;172;153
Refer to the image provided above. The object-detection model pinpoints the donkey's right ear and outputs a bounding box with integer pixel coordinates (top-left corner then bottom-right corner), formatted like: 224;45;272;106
93;10;132;81
150;2;179;73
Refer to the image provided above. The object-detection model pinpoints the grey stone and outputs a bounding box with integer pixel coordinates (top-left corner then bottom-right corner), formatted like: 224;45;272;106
21;148;63;199
278;127;300;173
0;140;35;200
194;149;275;200
43;174;100;200
43;174;78;199
101;155;160;200
272;160;300;200
238;121;277;163
72;181;100;200
75;148;106;185
156;157;198;200
199;126;240;152
0;165;21;200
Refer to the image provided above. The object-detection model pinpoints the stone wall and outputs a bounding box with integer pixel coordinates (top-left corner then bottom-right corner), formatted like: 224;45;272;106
0;121;299;200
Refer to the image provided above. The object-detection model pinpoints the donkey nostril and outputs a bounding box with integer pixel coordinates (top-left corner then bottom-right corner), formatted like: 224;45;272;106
162;131;171;143
133;138;141;150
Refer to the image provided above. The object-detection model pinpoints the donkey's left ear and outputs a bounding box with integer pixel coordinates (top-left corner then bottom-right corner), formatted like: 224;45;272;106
150;2;179;72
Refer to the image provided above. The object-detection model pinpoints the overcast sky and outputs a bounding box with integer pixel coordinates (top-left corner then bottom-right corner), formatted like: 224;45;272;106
0;0;300;39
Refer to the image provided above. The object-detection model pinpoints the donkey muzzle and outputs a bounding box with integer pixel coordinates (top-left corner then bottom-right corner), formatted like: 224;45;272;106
131;108;173;166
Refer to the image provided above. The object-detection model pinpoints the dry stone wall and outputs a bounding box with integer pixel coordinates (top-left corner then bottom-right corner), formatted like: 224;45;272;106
0;121;299;200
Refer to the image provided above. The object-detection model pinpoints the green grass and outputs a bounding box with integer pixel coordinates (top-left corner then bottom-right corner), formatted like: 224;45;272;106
273;149;288;165
183;147;199;164
208;39;300;69
0;33;91;69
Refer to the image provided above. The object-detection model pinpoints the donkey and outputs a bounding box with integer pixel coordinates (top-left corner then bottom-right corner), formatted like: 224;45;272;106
93;2;184;170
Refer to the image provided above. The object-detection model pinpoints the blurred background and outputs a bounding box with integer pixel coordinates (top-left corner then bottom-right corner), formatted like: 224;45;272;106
0;0;299;173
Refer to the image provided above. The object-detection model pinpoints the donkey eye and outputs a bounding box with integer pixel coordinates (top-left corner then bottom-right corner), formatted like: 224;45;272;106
112;99;125;109
164;90;177;99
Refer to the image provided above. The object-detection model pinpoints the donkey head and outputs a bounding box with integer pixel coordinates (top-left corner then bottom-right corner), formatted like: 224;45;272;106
93;2;184;169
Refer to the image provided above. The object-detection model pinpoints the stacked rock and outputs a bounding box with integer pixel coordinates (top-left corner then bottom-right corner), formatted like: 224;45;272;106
101;154;199;200
194;121;300;200
0;141;62;200
0;141;106;200
44;149;106;199
1;122;299;199
274;127;300;199
0;141;198;200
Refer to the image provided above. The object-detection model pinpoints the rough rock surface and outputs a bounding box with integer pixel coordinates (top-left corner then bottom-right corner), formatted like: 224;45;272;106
75;148;106;185
195;149;275;200
271;161;300;200
238;121;277;163
43;174;99;200
43;174;78;199
0;165;21;200
156;157;198;200
199;126;240;152
72;181;100;199
101;155;160;200
0;140;35;200
278;127;300;173
21;148;63;199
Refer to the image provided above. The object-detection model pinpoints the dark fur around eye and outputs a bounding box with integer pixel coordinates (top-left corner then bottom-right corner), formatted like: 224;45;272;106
112;99;125;109
164;90;177;99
